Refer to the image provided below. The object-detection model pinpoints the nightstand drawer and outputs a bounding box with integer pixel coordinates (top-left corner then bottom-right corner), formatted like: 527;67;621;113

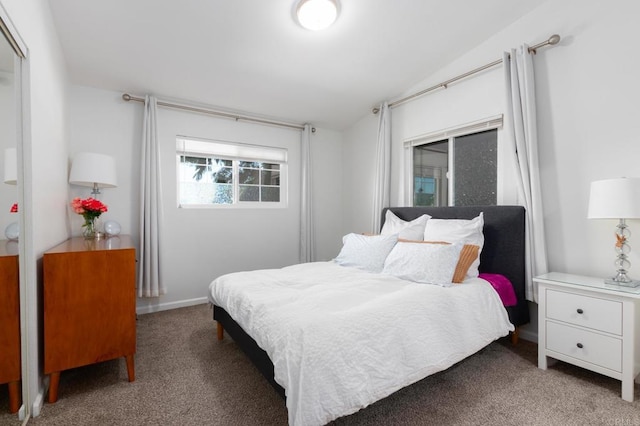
546;289;622;335
546;321;622;372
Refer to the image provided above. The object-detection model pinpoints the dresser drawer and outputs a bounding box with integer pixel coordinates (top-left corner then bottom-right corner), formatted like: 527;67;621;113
546;289;622;335
546;321;622;372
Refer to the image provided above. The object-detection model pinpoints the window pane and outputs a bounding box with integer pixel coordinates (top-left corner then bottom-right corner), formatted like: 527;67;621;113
212;184;233;204
262;163;279;170
179;182;214;204
239;185;259;201
239;161;262;168
211;159;232;183
179;156;234;204
414;177;436;206
261;187;280;202
213;159;232;167
183;155;208;166
179;182;233;205
261;170;280;186
453;130;497;206
181;156;212;183
413;141;448;206
239;168;259;184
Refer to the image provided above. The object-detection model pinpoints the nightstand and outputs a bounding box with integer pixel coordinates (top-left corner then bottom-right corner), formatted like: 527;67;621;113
535;272;640;402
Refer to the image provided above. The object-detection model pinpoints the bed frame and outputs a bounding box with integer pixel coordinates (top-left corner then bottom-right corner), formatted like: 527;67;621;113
213;205;527;400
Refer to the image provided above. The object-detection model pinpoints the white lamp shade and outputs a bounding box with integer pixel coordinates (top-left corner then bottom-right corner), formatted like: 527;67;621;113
4;147;17;185
296;0;338;31
69;152;117;188
588;177;640;219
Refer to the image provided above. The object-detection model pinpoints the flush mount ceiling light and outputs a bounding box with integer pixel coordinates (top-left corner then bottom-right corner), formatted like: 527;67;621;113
295;0;339;31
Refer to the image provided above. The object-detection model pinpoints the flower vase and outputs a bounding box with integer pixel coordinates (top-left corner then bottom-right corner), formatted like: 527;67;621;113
82;217;102;239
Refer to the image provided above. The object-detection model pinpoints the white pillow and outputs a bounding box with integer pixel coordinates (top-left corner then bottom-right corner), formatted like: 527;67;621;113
380;211;430;241
334;233;398;273
382;241;462;286
423;212;484;279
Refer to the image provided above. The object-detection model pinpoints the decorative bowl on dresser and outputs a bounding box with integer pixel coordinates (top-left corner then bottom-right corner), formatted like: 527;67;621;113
536;272;640;401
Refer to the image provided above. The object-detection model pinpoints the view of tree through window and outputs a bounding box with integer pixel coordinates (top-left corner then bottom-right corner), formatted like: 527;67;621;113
179;156;282;205
412;129;497;206
238;161;280;202
177;137;287;207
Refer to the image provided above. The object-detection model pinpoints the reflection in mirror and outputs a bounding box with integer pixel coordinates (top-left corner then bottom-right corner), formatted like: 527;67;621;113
0;17;22;420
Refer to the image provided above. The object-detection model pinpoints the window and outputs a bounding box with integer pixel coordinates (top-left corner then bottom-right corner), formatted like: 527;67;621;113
177;137;287;207
406;116;501;207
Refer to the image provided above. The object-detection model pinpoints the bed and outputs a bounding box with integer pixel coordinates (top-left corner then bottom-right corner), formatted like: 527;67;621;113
208;205;527;425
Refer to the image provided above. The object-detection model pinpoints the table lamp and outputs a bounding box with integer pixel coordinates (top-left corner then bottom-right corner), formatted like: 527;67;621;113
69;152;117;196
588;177;640;287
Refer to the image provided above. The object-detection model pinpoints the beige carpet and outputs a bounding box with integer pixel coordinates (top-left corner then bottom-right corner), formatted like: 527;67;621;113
1;303;639;425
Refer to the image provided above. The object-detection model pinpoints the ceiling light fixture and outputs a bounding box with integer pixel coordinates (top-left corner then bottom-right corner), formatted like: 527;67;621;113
295;0;339;31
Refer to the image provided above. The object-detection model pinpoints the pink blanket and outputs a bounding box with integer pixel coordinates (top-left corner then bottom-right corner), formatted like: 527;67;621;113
478;273;517;307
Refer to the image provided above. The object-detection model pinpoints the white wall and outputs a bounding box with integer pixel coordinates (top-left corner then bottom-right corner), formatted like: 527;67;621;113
68;86;141;238
1;0;70;417
69;86;345;314
342;0;640;340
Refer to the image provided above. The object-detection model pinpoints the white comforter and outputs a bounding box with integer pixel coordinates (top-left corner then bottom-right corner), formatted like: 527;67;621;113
208;261;513;426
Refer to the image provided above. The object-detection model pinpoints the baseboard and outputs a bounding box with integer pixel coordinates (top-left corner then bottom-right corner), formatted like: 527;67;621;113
136;297;208;315
31;386;45;417
518;328;538;344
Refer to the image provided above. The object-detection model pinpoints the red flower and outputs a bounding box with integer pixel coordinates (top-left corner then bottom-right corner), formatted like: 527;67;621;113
70;197;108;221
10;203;17;213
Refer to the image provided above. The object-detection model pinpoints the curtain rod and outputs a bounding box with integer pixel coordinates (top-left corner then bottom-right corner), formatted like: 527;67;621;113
0;15;25;58
372;34;561;114
122;93;309;131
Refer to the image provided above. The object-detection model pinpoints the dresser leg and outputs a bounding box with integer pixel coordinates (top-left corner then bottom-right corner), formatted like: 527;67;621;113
48;372;60;403
7;380;20;413
125;354;135;382
538;355;547;370
622;377;634;402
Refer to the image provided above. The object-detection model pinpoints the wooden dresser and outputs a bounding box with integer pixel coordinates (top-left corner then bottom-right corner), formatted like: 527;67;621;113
0;240;21;413
43;236;136;403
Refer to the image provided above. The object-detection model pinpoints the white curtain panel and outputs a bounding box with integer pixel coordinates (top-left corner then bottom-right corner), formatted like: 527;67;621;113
300;124;315;263
503;46;548;302
138;95;165;297
372;102;391;233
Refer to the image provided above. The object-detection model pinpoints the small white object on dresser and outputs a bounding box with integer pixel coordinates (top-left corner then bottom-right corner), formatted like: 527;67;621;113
535;272;640;402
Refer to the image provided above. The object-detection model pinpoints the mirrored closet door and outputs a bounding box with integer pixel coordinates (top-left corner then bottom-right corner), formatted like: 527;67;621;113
0;8;26;421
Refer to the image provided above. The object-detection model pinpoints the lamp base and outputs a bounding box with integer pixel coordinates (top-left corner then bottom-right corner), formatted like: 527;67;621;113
605;278;640;288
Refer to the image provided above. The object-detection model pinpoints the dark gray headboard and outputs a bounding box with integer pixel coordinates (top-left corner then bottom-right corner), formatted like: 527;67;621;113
382;206;529;327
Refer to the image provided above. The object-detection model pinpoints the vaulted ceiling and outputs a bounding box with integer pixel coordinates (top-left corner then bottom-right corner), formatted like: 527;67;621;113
48;0;547;129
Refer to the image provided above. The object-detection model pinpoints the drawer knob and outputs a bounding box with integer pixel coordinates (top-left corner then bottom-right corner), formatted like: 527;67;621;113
577;343;584;349
576;308;584;314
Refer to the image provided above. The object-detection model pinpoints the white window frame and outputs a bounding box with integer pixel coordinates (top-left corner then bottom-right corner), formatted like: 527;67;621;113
403;115;503;206
176;136;288;209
